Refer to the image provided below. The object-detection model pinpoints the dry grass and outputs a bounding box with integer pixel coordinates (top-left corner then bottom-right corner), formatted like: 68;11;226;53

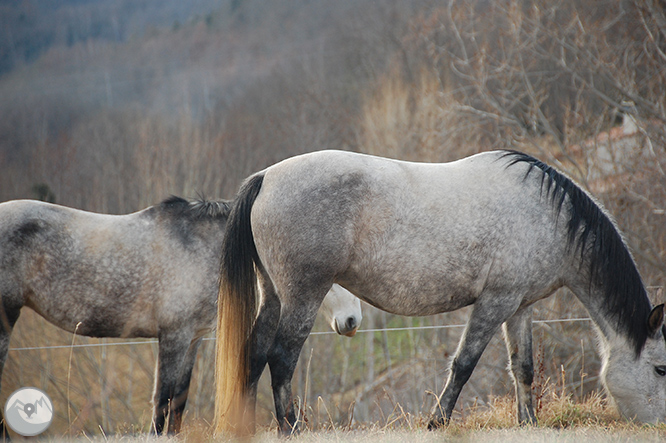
66;389;666;442
5;347;654;443
140;374;655;442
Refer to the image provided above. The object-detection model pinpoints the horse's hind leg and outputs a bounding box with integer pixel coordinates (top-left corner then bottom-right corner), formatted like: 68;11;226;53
246;270;281;419
151;332;193;435
165;337;202;435
502;306;537;425
429;294;520;428
266;294;325;435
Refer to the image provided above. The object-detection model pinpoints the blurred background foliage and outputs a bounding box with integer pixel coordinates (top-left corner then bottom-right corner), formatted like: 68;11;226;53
1;0;665;436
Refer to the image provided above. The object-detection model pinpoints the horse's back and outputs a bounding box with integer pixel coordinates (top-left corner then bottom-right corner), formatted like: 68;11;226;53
261;150;528;206
253;150;567;315
0;199;219;338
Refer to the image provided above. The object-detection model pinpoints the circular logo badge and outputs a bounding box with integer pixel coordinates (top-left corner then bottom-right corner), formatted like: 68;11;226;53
4;387;53;436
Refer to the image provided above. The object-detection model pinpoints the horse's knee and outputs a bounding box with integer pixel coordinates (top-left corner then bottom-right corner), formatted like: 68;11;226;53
519;362;534;386
448;355;477;388
509;353;534;385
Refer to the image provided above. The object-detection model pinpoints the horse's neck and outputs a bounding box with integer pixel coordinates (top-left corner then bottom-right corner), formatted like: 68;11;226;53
569;278;637;355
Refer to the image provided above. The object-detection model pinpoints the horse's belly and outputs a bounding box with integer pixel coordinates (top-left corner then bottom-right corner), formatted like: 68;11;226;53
340;263;484;316
342;238;495;316
24;289;159;339
359;288;476;317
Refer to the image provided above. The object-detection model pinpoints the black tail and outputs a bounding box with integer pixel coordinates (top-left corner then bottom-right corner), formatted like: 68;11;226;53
221;173;264;298
214;173;264;435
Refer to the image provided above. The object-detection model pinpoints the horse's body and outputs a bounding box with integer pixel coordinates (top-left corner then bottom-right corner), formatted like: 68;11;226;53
215;149;666;435
0;197;362;436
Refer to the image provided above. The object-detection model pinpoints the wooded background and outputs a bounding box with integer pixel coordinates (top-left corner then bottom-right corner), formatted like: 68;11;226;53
1;0;666;436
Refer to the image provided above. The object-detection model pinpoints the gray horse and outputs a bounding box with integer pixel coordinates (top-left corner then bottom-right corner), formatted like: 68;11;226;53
215;149;666;435
0;197;362;437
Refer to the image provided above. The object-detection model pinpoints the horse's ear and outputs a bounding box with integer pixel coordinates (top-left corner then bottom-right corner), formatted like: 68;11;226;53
648;304;665;336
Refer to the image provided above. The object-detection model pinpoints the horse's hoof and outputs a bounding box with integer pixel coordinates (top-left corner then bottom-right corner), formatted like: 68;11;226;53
278;423;300;437
427;416;448;430
518;416;538;427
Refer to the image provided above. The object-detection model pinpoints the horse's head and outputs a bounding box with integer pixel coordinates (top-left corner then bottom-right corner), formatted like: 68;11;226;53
601;304;666;423
320;284;362;337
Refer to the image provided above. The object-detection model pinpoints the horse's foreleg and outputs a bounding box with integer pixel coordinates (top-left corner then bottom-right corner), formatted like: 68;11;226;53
429;295;519;429
266;304;320;436
502;306;537;425
165;338;202;435
151;333;191;435
0;304;20;442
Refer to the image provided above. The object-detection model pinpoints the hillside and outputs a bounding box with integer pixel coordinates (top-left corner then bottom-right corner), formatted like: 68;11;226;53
0;0;223;75
0;0;422;211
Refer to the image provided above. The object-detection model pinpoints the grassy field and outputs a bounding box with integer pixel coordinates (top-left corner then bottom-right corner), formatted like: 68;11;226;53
75;422;666;442
62;425;666;443
47;391;666;442
224;428;666;443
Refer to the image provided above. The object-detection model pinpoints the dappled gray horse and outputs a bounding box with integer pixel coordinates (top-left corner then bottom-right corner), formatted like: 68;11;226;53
0;197;361;437
215;149;666;435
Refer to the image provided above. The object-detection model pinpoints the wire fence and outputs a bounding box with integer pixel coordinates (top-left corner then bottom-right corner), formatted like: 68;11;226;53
2;310;601;435
7;317;592;352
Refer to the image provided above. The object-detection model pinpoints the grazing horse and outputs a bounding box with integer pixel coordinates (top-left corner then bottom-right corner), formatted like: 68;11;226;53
0;197;362;437
215;149;666;435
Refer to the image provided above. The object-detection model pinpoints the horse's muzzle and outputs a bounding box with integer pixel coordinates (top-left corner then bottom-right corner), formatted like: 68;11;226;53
337;316;360;337
344;328;358;337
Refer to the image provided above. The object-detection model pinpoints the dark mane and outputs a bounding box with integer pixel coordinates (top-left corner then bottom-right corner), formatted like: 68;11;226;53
502;151;651;356
159;196;231;219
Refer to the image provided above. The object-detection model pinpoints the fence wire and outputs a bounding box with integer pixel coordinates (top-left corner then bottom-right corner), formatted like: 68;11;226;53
8;317;592;352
